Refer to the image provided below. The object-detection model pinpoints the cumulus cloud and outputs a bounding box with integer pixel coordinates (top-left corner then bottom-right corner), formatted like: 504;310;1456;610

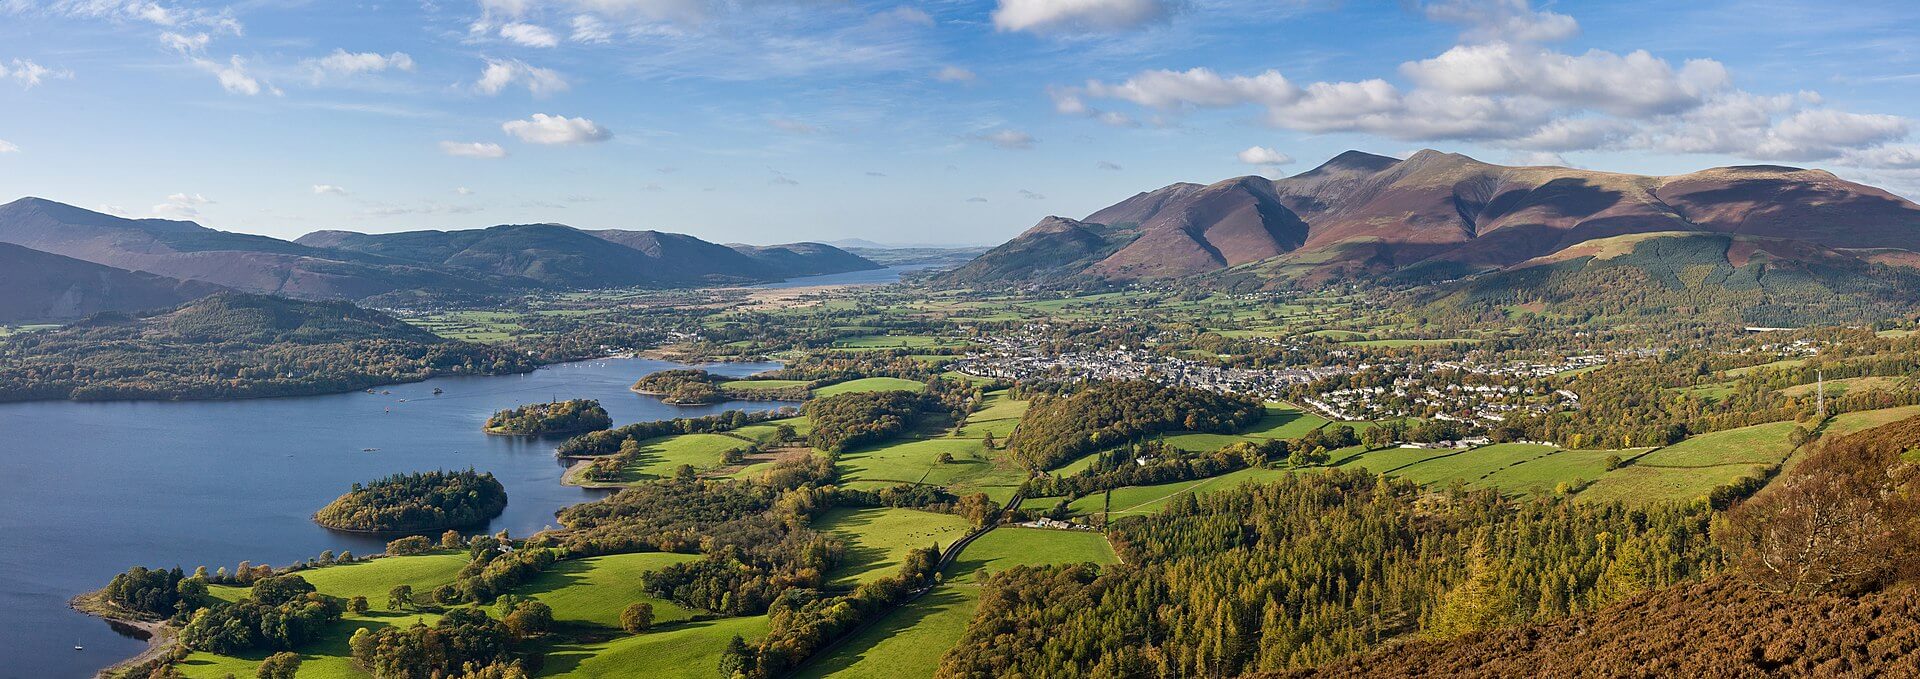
152;192;211;219
1236;146;1292;165
502;113;611;144
440;141;509;158
0;139;18;153
1058;38;1913;166
974;129;1035;150
2;59;65;88
475;58;569;96
1401;43;1730;117
499;22;559;47
935;65;976;83
305;49;415;82
312;184;348;195
992;0;1174;34
1419;0;1577;43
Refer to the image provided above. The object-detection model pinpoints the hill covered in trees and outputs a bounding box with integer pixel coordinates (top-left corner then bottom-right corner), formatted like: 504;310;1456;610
483;399;612;436
313;469;508;533
1008;381;1265;470
0;292;534;401
937;470;1719;676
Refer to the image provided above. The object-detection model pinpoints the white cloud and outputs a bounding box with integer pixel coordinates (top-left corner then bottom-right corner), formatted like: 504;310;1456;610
1237;146;1293;165
192;55;276;96
974;129;1035;150
570;14;612;42
1062;38;1910;165
0;139;18;153
455;186;477;195
1;59;65;88
440;141;509;158
1420;0;1577;43
478;0;715;26
935;65;975;83
1019;189;1046;199
1082;68;1296;109
878;7;933;26
502;113;611;144
1401;43;1730;117
1843;145;1920;170
159;31;209;54
1507;151;1570;167
28;1;243;34
499;22;560;47
992;0;1174;34
152;192;211;219
312;184;348;195
475;58;569;96
305;49;415;82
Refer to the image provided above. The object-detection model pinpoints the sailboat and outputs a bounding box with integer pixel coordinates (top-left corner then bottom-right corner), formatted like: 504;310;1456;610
74;639;83;651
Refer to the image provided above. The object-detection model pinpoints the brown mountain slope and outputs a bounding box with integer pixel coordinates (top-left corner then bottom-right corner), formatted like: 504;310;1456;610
0;198;499;299
1271;576;1920;678
0;242;224;322
947;150;1920;286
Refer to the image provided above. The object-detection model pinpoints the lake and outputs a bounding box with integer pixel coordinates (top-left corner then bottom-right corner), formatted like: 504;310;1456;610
0;357;791;678
749;264;934;289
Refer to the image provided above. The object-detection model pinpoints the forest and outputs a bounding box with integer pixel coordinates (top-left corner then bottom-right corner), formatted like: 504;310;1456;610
1008;381;1266;470
939;470;1720;677
0;292;535;402
483;399;612;436
312;469;509;533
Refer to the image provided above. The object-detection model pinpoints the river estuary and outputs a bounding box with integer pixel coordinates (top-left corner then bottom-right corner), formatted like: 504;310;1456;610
0;358;791;678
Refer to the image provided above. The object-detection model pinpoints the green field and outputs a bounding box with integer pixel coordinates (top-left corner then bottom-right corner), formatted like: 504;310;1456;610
1633;421;1800;467
1824;405;1920;437
518;552;704;629
813;507;974;586
1576;462;1772;506
1385;443;1560;487
1064;464;1297;517
596;432;753;481
181;553;473;678
795;528;1115;679
546;615;771;679
813;377;928;397
1477;448;1651;496
1159;404;1331;452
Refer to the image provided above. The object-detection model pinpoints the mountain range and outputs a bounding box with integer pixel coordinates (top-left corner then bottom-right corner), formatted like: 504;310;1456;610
944;150;1920;290
0;197;880;321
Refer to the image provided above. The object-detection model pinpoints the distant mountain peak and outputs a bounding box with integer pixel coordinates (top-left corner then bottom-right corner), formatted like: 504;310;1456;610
946;149;1920;287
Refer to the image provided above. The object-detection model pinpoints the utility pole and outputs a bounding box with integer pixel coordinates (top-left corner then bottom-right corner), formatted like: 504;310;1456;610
1816;370;1826;417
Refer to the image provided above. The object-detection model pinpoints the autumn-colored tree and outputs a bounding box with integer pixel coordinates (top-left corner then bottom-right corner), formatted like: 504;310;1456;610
621;602;654;633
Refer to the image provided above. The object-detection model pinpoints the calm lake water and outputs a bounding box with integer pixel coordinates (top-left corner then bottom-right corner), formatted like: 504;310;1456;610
749;264;931;288
0;357;790;678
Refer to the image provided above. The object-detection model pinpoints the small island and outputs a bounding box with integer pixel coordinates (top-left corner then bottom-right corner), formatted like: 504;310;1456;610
631;369;726;404
484;399;612;436
313;469;508;533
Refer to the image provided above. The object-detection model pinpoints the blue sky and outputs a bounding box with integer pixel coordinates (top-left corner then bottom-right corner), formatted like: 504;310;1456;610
2;0;1919;245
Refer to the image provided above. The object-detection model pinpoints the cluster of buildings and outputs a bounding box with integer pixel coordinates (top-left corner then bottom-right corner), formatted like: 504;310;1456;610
954;326;1613;425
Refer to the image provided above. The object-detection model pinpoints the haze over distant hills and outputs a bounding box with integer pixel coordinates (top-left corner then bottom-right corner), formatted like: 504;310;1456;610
0;197;880;316
0;242;226;323
944;150;1920;289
